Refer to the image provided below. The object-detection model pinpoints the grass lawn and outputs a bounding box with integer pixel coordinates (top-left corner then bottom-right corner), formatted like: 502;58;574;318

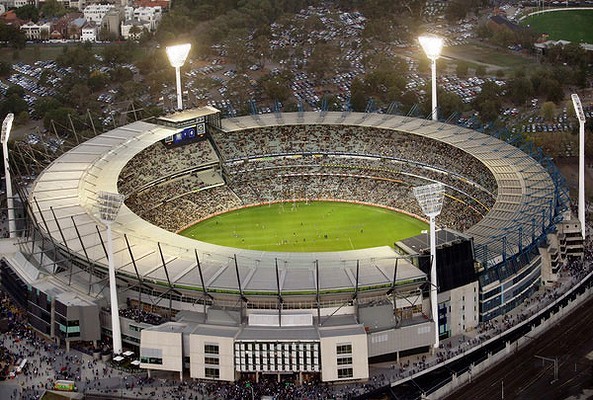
441;44;534;69
0;45;68;63
180;201;428;252
521;10;593;43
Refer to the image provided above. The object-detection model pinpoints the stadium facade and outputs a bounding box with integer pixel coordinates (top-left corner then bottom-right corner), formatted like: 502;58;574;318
0;108;575;383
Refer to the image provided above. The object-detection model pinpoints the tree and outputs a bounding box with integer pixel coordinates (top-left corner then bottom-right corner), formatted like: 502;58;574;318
473;80;501;123
34;97;62;119
0;22;26;48
540;101;556;122
56;43;95;78
456;61;469;78
507;76;533;106
0;94;28;119
0;62;12;77
307;42;340;82
259;74;291;104
102;44;129;65
15;4;39;22
43;107;76;133
445;0;470;22
88;70;109;92
41;0;67;18
350;78;367;112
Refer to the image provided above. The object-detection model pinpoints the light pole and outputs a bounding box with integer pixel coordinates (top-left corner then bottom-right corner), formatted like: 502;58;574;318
1;113;15;238
419;35;444;121
166;43;191;111
413;183;445;349
97;191;125;355
571;94;586;240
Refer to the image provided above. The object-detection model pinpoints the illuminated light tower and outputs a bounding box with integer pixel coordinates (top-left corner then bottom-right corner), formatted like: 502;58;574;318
571;94;586;240
97;191;125;355
413;182;445;349
1;113;16;238
419;35;444;121
166;43;192;111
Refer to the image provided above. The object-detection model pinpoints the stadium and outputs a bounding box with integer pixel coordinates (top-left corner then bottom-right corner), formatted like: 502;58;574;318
1;107;571;384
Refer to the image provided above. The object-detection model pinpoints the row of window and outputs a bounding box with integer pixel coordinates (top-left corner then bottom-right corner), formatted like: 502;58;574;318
336;343;353;379
140;356;162;365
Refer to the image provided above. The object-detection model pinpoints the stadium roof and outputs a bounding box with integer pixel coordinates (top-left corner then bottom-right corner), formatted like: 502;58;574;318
28;112;555;299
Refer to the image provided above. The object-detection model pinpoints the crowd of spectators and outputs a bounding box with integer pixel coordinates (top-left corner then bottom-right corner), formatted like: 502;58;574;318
211;124;498;194
119;307;166;326
118;140;219;196
120;124;498;234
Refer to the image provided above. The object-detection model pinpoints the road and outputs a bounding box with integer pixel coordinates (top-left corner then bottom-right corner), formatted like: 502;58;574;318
445;295;593;400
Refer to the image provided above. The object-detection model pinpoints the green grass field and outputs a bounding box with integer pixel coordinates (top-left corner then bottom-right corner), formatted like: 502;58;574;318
179;201;428;252
521;10;593;43
441;44;534;70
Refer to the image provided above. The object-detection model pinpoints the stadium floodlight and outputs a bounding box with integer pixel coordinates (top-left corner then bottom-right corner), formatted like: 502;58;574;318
166;43;191;111
1;113;16;238
97;191;125;355
419;35;444;121
571;93;586;240
413;183;445;349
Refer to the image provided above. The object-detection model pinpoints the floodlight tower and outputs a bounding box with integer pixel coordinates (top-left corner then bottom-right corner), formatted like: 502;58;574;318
97;191;125;355
413;183;445;349
419;35;444;121
1;113;16;238
166;43;192;111
571;94;586;240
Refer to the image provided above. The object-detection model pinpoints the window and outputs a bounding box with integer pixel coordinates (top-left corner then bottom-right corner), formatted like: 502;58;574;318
337;367;353;379
336;344;352;355
205;367;219;379
205;344;219;355
140;356;162;365
205;357;219;365
337;357;352;366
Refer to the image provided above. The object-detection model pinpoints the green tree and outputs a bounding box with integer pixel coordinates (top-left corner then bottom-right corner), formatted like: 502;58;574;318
43;107;76;133
56;43;95;78
15;4;39;22
0;95;28;119
41;0;67;18
34;97;62;119
88;70;109;92
0;61;12;77
507;76;533;106
0;22;26;48
540;101;556;121
259;74;291;103
456;61;469;78
350;78;367;112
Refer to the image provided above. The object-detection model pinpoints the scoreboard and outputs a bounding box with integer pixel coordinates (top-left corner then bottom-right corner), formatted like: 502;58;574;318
162;118;206;148
156;106;221;148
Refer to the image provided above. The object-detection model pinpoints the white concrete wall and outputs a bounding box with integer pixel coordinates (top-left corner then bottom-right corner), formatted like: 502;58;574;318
320;333;368;382
140;329;183;373
445;281;479;336
189;334;235;382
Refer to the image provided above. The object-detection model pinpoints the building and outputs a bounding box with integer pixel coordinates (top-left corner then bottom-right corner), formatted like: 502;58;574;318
140;310;369;383
120;19;148;40
83;4;115;24
81;21;98;41
20;21;51;40
395;229;480;338
1;109;564;385
101;7;122;39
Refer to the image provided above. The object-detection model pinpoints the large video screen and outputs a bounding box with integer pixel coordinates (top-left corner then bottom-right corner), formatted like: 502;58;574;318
162;123;206;147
